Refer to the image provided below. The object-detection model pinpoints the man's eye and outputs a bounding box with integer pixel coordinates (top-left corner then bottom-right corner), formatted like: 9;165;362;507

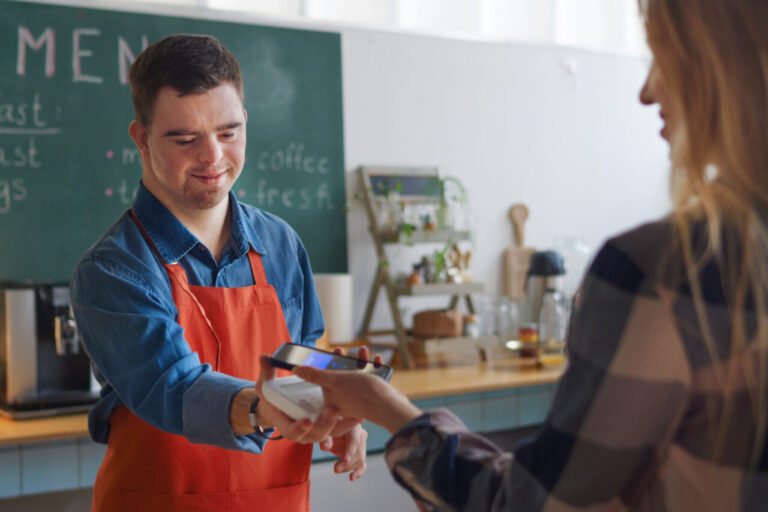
175;139;194;146
220;132;235;139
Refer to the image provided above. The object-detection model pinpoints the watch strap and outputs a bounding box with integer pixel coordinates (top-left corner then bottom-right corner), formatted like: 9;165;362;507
249;395;284;440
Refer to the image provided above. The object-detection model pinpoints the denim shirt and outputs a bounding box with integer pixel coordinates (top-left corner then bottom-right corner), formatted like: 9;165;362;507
70;182;324;453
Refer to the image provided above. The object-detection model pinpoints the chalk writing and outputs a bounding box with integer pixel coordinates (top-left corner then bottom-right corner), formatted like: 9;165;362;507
122;147;140;165
118;36;149;85
17;27;55;77
16;26;148;84
0;92;61;169
0;137;42;168
73;28;102;84
255;142;330;174
0;178;28;214
0;91;51;128
248;179;334;211
116;179;138;204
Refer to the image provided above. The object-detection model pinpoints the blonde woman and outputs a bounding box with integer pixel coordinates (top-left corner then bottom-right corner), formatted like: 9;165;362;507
292;1;768;510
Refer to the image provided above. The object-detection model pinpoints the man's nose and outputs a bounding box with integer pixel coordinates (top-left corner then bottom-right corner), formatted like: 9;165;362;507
198;136;223;164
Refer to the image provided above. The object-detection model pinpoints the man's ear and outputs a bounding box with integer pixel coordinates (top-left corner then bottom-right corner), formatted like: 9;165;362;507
128;120;149;156
243;108;248;122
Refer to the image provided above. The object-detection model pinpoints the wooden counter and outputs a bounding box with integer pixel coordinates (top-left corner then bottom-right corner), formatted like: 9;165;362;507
0;412;89;447
391;359;563;400
0;361;564;498
0;361;564;447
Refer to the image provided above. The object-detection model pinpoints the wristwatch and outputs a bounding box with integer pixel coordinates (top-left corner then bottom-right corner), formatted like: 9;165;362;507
249;395;283;440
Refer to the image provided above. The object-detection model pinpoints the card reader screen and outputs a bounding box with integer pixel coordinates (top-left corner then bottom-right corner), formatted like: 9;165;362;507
282;380;320;392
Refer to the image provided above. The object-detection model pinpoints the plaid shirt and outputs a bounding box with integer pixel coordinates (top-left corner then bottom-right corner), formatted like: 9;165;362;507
385;219;767;511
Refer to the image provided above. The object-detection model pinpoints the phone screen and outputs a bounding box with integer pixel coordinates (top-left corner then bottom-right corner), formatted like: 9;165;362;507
270;343;393;380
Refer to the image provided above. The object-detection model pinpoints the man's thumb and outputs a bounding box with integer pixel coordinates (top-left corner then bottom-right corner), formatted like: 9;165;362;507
259;355;277;380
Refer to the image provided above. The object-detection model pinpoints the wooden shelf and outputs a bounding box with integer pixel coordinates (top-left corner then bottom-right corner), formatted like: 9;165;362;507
381;229;471;244
395;282;483;296
357;166;481;369
410;335;498;356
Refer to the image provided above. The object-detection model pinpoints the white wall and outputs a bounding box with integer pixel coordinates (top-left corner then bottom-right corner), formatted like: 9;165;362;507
16;0;671;336
341;29;670;333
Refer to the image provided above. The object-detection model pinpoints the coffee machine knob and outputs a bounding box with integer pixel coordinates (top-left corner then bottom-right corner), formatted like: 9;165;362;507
55;316;80;355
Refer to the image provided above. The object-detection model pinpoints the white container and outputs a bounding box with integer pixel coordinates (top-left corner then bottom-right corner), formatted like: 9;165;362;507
313;273;354;344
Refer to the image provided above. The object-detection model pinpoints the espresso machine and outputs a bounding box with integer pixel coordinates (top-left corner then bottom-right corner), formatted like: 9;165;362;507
0;281;99;418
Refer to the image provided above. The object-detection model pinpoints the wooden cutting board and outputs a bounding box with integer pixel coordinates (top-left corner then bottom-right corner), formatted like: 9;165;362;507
504;204;534;300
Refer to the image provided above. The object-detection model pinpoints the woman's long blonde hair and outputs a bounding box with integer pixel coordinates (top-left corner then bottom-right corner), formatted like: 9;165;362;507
642;0;768;464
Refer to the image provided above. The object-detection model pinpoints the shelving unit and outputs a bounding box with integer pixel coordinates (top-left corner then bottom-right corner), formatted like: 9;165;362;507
356;166;494;369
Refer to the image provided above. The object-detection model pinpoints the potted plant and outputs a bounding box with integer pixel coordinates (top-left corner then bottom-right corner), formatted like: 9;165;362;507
436;176;468;231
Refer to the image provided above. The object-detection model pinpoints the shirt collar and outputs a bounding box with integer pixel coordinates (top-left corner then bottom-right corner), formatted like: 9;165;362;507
230;192;267;257
132;182;265;264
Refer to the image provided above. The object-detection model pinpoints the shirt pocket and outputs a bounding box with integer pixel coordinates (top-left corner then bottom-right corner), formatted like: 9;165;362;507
280;295;303;342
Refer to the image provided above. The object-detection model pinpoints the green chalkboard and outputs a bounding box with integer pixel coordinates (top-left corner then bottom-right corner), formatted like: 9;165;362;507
0;0;346;280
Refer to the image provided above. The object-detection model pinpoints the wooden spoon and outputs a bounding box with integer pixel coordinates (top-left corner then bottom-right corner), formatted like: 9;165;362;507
508;203;529;247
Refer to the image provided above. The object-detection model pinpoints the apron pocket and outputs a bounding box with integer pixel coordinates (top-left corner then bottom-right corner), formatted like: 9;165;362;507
108;480;310;512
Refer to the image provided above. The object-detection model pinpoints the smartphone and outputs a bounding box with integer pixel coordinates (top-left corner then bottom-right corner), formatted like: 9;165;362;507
270;343;393;381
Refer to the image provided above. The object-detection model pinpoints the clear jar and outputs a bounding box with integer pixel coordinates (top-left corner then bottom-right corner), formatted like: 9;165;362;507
463;314;481;338
474;294;496;337
495;296;519;347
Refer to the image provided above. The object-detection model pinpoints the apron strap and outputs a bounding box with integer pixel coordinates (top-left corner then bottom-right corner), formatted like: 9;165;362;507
129;209;223;370
247;250;269;286
129;209;163;259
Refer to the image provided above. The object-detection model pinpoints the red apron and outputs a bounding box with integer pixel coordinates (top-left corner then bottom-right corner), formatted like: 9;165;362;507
92;213;312;511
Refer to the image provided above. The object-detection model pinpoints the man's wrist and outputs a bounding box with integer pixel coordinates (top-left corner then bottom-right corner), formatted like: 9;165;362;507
248;395;262;430
249;396;283;440
230;387;257;435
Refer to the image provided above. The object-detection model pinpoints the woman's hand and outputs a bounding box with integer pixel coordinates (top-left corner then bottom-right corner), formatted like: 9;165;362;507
294;352;422;434
255;354;342;443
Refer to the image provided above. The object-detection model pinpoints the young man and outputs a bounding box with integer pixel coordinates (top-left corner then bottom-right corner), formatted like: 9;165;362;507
70;34;366;511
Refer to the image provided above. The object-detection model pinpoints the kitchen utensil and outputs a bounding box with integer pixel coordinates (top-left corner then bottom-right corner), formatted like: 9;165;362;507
504;203;535;300
509;203;529;247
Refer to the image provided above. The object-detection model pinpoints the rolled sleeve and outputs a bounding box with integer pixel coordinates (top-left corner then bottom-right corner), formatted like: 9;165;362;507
182;372;267;452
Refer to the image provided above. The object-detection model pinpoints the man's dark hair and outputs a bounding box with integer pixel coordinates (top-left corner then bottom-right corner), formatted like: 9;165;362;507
129;34;243;128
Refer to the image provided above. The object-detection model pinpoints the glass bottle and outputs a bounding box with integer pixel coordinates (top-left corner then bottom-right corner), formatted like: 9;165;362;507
538;288;568;367
553;236;592;307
